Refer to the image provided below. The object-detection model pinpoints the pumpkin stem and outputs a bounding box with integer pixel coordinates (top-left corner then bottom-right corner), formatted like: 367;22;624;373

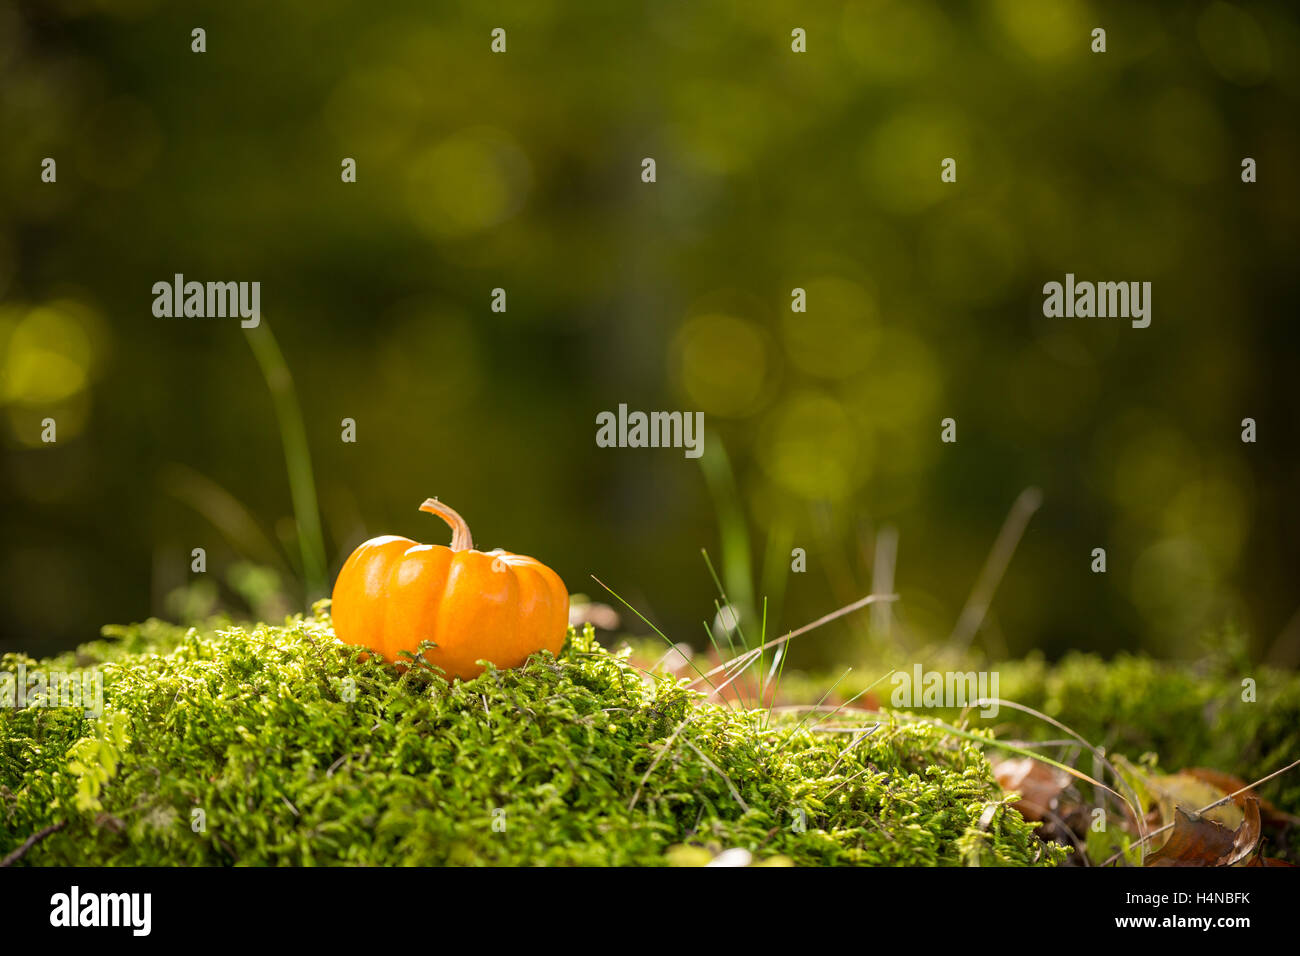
420;498;474;551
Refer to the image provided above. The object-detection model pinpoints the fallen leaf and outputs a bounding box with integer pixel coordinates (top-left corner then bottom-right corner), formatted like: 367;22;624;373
1148;772;1242;832
1220;796;1261;867
1183;767;1300;826
1145;796;1262;867
994;757;1069;822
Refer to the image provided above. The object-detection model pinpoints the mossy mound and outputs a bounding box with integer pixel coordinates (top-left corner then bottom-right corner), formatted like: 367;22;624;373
994;653;1300;815
0;609;1060;866
770;635;1300;818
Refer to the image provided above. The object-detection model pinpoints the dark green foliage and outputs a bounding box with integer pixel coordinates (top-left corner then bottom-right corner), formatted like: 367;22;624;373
1;608;1060;866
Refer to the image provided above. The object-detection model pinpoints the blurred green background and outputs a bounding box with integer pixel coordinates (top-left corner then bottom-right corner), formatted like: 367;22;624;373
2;0;1298;668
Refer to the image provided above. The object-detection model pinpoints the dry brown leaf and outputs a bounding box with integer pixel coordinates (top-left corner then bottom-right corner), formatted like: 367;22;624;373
1183;767;1300;826
1148;772;1243;831
1145;796;1262;867
994;757;1069;822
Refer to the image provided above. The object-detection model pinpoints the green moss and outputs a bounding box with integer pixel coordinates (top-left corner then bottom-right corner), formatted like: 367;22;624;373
779;635;1300;820
993;652;1300;814
0;607;1061;866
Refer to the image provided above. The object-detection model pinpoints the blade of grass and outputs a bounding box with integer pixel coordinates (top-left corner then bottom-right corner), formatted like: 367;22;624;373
950;487;1042;652
700;620;745;707
828;724;881;776
767;667;853;757
159;463;291;575
683;738;750;812
628;716;693;811
702;649;765;707
591;574;726;702
916;716;1130;813
698;436;755;626
690;591;898;688
245;321;327;599
759;519;793;648
805;669;896;732
967;695;1147;850
764;643;789;731
702;549;748;708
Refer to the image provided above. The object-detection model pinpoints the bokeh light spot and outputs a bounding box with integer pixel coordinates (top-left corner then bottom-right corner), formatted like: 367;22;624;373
758;390;864;501
1197;2;1272;86
862;107;970;215
990;0;1090;63
843;0;952;81
672;312;771;418
0;302;99;406
782;277;881;379
406;128;532;239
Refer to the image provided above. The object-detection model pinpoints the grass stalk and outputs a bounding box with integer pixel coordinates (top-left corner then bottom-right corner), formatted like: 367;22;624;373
245;322;328;599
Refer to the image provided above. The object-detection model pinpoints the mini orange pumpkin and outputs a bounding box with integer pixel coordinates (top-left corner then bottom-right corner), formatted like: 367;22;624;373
331;498;569;679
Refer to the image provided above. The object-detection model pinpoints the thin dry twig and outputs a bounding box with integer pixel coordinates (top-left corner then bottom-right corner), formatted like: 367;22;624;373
828;725;881;776
867;524;898;638
627;716;692;811
951;487;1042;651
684;738;750;812
689;592;898;688
971;696;1148;849
1;821;67;867
824;765;874;799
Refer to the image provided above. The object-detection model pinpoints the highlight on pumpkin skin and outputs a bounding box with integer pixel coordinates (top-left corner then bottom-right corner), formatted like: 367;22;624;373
330;497;569;680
